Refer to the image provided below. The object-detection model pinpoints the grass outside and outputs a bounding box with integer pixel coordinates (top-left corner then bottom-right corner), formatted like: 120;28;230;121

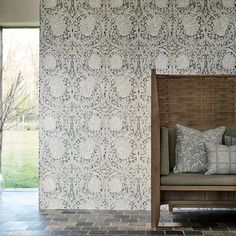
2;130;38;188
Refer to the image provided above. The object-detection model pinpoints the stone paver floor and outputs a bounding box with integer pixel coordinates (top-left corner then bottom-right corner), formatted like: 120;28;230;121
0;190;236;235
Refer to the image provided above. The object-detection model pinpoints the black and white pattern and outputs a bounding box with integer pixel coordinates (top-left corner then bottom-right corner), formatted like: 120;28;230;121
174;125;225;173
205;143;236;174
40;0;236;210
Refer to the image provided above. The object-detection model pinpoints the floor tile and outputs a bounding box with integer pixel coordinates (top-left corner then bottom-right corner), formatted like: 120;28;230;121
0;191;236;235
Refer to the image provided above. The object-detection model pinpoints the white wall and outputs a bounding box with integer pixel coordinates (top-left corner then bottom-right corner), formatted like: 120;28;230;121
39;0;236;210
0;0;39;27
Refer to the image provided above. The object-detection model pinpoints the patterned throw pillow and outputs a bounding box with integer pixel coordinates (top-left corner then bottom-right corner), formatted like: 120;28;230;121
173;125;226;173
205;143;236;174
224;135;236;146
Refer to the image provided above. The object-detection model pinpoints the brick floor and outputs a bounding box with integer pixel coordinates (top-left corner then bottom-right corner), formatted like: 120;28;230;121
0;191;236;235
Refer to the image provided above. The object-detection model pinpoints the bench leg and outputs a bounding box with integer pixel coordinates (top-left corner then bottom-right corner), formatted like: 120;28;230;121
151;201;160;229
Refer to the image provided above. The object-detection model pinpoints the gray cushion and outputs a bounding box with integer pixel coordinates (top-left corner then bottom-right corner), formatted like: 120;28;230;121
165;126;236;171
161;172;236;186
224;135;236;146
161;127;169;175
224;127;236;138
173;124;225;173
205;143;236;175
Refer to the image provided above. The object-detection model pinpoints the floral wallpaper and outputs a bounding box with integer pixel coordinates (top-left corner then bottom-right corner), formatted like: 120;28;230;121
40;0;236;210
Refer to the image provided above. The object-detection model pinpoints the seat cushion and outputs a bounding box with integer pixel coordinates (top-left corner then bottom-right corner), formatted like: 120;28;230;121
224;135;236;146
161;127;169;175
161;172;236;186
225;127;236;138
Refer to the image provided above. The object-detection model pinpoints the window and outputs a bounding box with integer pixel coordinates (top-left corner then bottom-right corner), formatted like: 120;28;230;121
1;28;39;188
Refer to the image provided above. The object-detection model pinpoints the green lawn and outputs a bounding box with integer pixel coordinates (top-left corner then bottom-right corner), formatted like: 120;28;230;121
2;130;38;188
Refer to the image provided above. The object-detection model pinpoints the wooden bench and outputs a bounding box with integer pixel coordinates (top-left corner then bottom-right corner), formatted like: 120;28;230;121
151;69;236;229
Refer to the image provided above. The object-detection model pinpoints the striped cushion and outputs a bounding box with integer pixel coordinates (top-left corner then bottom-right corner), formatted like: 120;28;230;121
205;143;236;175
224;135;236;146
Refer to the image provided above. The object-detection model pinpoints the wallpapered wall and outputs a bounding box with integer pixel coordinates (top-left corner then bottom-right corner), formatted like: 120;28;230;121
40;0;236;209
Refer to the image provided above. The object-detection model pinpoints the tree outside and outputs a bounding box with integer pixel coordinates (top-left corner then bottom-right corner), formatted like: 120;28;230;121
1;29;39;188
